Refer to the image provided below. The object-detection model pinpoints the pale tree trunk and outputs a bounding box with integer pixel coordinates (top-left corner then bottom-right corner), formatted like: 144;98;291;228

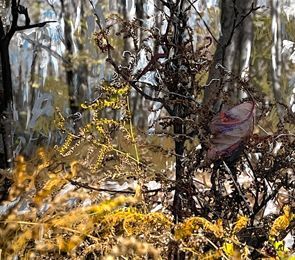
271;0;285;122
239;1;253;82
133;0;146;128
76;0;88;109
238;0;254;99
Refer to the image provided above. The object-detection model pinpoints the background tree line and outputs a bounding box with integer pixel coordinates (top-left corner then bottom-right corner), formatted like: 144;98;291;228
0;0;294;165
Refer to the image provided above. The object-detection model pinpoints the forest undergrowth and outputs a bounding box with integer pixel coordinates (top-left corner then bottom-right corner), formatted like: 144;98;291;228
0;80;294;259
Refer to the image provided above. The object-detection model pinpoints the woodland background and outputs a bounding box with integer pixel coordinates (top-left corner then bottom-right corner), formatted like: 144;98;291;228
2;0;295;151
0;0;294;259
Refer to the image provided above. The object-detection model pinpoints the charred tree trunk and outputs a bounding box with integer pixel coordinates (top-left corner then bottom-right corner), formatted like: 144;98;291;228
172;120;186;222
0;39;13;169
76;1;88;123
135;0;144;43
60;0;78;118
203;0;236;112
170;1;195;225
133;0;144;127
204;0;256;111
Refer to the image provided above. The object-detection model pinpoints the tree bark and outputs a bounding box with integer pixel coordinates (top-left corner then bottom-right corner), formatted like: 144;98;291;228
76;0;88;118
239;1;253;82
271;0;285;122
0;39;13;168
204;0;255;110
203;0;236;111
170;1;195;225
60;0;78;117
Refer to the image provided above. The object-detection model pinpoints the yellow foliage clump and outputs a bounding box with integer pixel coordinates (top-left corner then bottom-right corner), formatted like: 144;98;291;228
100;208;172;237
174;217;224;239
8;194;140;254
270;205;293;238
233;215;249;234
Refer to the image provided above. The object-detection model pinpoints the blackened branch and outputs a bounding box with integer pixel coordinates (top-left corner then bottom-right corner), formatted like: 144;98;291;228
16;21;56;31
67;178;169;194
135;53;167;80
225;2;261;48
0;19;5;38
7;1;56;41
235;3;261;29
17;5;30;26
106;57;165;103
187;0;220;45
